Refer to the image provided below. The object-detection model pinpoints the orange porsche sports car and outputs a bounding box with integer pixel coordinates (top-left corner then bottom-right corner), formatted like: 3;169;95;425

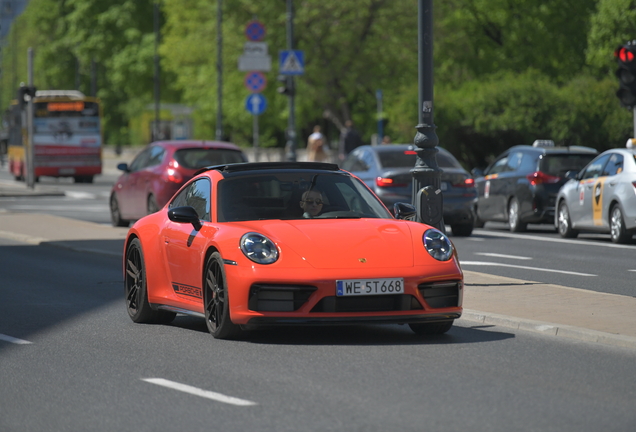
124;162;463;339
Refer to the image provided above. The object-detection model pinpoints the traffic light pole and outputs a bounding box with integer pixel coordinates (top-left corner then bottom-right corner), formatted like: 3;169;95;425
411;0;445;232
26;48;35;189
284;0;297;162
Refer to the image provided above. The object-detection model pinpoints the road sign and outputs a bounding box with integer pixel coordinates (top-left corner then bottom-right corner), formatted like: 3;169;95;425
245;93;267;115
245;20;266;42
238;42;272;72
279;50;304;75
244;71;267;93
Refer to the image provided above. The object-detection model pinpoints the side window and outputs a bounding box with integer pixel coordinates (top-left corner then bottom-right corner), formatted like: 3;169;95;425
147;146;165;167
129;148;152;172
518;153;538;173
361;151;375;171
168;178;211;221
581;154;611;180
506;152;523;171
602;153;624;176
342;150;368;171
487;156;509;175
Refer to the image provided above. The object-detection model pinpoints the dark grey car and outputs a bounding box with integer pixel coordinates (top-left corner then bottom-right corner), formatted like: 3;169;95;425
341;144;477;236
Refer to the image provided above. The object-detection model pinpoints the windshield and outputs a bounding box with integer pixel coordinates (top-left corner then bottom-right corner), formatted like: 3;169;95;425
217;171;393;222
174;148;246;169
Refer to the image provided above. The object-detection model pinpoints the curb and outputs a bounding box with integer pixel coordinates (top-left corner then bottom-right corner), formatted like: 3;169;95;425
459;309;636;350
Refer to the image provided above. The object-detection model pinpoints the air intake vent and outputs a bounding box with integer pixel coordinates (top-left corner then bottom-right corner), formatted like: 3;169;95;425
248;284;317;312
310;295;422;313
418;281;462;308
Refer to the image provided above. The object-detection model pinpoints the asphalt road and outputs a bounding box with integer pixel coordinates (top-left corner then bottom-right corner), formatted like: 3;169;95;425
1;241;635;432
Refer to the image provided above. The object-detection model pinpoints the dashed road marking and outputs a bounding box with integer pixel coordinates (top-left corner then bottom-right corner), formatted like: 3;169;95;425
0;333;32;344
460;261;596;277
475;252;532;260
142;378;257;406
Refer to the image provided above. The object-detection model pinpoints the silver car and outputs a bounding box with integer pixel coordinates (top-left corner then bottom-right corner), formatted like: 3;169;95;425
555;148;636;243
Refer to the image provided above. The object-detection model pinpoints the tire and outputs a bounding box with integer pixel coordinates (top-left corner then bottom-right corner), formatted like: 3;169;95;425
451;224;473;237
204;252;242;339
473;206;485;228
147;194;159;215
508;198;527;232
409;320;454;335
110;194;129;227
557;201;578;238
124;238;176;324
610;205;632;244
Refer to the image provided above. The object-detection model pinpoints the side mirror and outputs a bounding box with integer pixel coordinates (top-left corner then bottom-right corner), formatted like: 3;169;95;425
117;162;129;172
471;167;484;177
168;206;202;231
394;202;417;220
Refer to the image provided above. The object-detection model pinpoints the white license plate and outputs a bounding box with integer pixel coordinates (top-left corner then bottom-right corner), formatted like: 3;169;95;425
336;278;404;296
440;182;448;191
59;168;76;175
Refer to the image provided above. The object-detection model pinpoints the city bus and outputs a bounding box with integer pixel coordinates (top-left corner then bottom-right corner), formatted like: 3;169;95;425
6;90;102;183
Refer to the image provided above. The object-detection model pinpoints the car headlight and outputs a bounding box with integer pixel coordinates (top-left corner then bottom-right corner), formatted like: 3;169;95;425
423;229;453;261
240;233;279;264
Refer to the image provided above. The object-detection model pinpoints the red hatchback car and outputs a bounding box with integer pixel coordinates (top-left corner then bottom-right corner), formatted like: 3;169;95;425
110;140;248;227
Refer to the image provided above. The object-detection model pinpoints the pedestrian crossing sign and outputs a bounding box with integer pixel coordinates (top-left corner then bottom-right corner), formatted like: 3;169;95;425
279;50;304;75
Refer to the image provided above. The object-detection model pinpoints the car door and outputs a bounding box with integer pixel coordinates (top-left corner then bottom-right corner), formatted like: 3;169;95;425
117;147;151;219
161;178;213;308
478;153;510;221
599;152;625;229
573;154;611;228
131;145;166;218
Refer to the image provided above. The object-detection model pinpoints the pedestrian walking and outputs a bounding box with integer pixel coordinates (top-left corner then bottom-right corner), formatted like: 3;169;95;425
339;120;363;161
306;125;328;162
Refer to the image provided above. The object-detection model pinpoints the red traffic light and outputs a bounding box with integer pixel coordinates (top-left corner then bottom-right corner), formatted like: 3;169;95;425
614;46;635;63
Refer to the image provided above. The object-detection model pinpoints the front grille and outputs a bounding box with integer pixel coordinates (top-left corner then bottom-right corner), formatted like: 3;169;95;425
248;284;317;312
418;281;462;308
310;295;422;313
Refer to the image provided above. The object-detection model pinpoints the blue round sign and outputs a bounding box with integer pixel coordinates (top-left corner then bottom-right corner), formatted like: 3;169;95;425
245;93;267;115
244;71;267;93
245;20;266;42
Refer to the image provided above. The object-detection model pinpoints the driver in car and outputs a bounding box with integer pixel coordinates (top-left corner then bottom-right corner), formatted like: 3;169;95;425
300;189;324;218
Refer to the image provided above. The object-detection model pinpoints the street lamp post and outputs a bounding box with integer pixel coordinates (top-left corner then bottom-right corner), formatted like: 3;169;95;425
284;0;297;161
216;0;223;141
154;2;160;141
410;0;445;232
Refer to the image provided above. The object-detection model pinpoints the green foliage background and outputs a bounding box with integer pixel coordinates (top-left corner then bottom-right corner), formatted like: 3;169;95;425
1;0;635;168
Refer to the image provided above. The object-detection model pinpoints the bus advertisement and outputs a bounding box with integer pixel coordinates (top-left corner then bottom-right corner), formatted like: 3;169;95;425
7;90;102;183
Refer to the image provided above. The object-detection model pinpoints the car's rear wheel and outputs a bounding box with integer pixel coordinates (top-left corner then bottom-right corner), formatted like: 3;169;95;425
451;224;473;237
610;205;632;244
473;206;485;228
409;320;454;335
125;238;176;324
110;194;129;227
147;194;159;215
204;252;242;339
508;198;526;232
557;201;578;238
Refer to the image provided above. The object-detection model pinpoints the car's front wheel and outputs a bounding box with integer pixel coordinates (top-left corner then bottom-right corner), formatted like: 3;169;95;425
409;320;453;335
557;201;578;238
610;205;632;244
508;198;527;232
125;238;176;324
473;206;485;228
204;252;242;339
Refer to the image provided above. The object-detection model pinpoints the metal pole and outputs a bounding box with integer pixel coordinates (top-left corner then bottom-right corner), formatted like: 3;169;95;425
216;0;223;141
376;89;383;145
284;0;297;161
154;2;160;141
253;114;259;162
633;107;635;138
410;0;444;232
26;47;34;189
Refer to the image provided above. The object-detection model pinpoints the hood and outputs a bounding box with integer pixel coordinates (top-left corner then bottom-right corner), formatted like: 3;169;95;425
237;219;415;269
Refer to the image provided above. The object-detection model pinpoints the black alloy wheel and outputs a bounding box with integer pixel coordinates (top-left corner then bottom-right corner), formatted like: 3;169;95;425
508;198;527;232
557;202;578;238
610;205;632;244
409;320;454;335
110;194;129;227
125;238;176;324
204;252;242;339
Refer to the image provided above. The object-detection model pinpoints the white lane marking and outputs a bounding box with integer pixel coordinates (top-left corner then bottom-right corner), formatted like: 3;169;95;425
475;252;532;260
468;237;485;241
142;378;257;406
460;261;597;277
473;229;636;250
629;270;636;272
0;333;32;344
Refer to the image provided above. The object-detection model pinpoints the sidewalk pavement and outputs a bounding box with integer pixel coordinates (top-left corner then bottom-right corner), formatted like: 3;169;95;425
0;209;635;349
